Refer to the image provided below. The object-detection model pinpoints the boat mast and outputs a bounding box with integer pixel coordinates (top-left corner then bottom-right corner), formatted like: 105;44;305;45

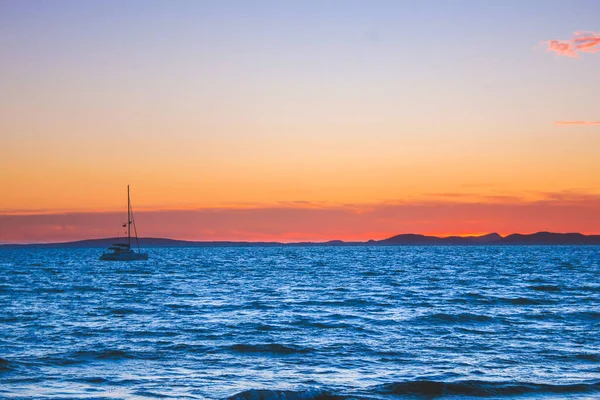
127;184;131;248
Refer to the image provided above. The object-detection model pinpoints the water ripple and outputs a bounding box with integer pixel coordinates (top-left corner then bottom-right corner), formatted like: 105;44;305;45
1;245;599;398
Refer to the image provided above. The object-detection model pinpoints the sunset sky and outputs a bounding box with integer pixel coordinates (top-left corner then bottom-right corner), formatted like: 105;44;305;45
1;0;600;243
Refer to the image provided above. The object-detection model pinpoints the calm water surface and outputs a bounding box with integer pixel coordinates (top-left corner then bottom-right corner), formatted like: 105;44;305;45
1;246;599;399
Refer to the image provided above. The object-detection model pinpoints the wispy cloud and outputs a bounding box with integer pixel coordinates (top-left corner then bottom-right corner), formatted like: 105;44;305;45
2;192;600;243
545;31;600;57
554;121;600;126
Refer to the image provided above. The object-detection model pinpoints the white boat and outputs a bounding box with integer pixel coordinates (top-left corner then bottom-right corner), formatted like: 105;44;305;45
100;185;148;261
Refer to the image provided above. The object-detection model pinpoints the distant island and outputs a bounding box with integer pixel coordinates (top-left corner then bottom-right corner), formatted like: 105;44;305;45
2;232;600;248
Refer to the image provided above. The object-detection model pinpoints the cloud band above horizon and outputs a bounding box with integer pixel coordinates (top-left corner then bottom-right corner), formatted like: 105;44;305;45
554;121;600;126
2;195;600;244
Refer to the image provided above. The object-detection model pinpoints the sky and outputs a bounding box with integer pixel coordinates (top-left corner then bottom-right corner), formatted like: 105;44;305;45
1;0;599;243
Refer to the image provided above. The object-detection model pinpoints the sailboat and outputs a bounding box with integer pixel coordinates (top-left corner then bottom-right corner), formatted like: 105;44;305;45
100;185;149;261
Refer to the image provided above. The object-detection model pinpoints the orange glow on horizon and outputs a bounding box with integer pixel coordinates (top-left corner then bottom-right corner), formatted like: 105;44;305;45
2;195;600;243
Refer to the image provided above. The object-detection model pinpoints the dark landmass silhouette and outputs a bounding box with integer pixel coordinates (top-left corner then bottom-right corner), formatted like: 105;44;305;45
2;232;600;248
376;232;505;245
501;232;600;245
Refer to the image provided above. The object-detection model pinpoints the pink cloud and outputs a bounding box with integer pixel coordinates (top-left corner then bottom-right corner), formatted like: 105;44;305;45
554;121;600;126
546;31;600;57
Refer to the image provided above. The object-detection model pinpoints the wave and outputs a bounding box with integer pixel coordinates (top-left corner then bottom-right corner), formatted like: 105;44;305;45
165;343;214;354
360;271;380;277
37;287;66;294
72;285;105;293
415;312;495;324
165;302;194;309
109;308;139;315
528;284;562;292
75;376;110;384
230;322;279;332
576;353;600;362
301;321;356;330
227;343;314;355
0;357;31;375
493;296;548;306
289;316;359;330
73;349;133;360
453;294;554;306
0;316;23;323
227;380;600;399
7;269;29;275
551;352;600;363
376;380;600;396
294;299;373;307
133;390;169;398
129;329;180;338
41;349;147;365
566;311;600;321
579;285;600;292
525;310;600;323
227;389;346;400
241;301;277;310
0;357;14;373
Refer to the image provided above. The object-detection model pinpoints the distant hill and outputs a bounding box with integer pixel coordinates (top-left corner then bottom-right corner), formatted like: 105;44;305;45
2;232;600;248
470;233;503;244
500;232;600;245
376;233;506;245
0;237;286;249
377;234;471;245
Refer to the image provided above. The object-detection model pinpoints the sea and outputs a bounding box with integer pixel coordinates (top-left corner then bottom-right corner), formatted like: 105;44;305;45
1;246;599;399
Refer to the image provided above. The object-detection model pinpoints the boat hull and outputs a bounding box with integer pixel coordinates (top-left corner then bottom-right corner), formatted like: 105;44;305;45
99;252;148;261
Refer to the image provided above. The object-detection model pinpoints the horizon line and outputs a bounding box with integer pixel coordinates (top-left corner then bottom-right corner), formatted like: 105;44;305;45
4;231;600;246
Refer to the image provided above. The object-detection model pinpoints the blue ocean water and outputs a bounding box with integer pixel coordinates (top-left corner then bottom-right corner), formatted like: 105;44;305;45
1;246;599;399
